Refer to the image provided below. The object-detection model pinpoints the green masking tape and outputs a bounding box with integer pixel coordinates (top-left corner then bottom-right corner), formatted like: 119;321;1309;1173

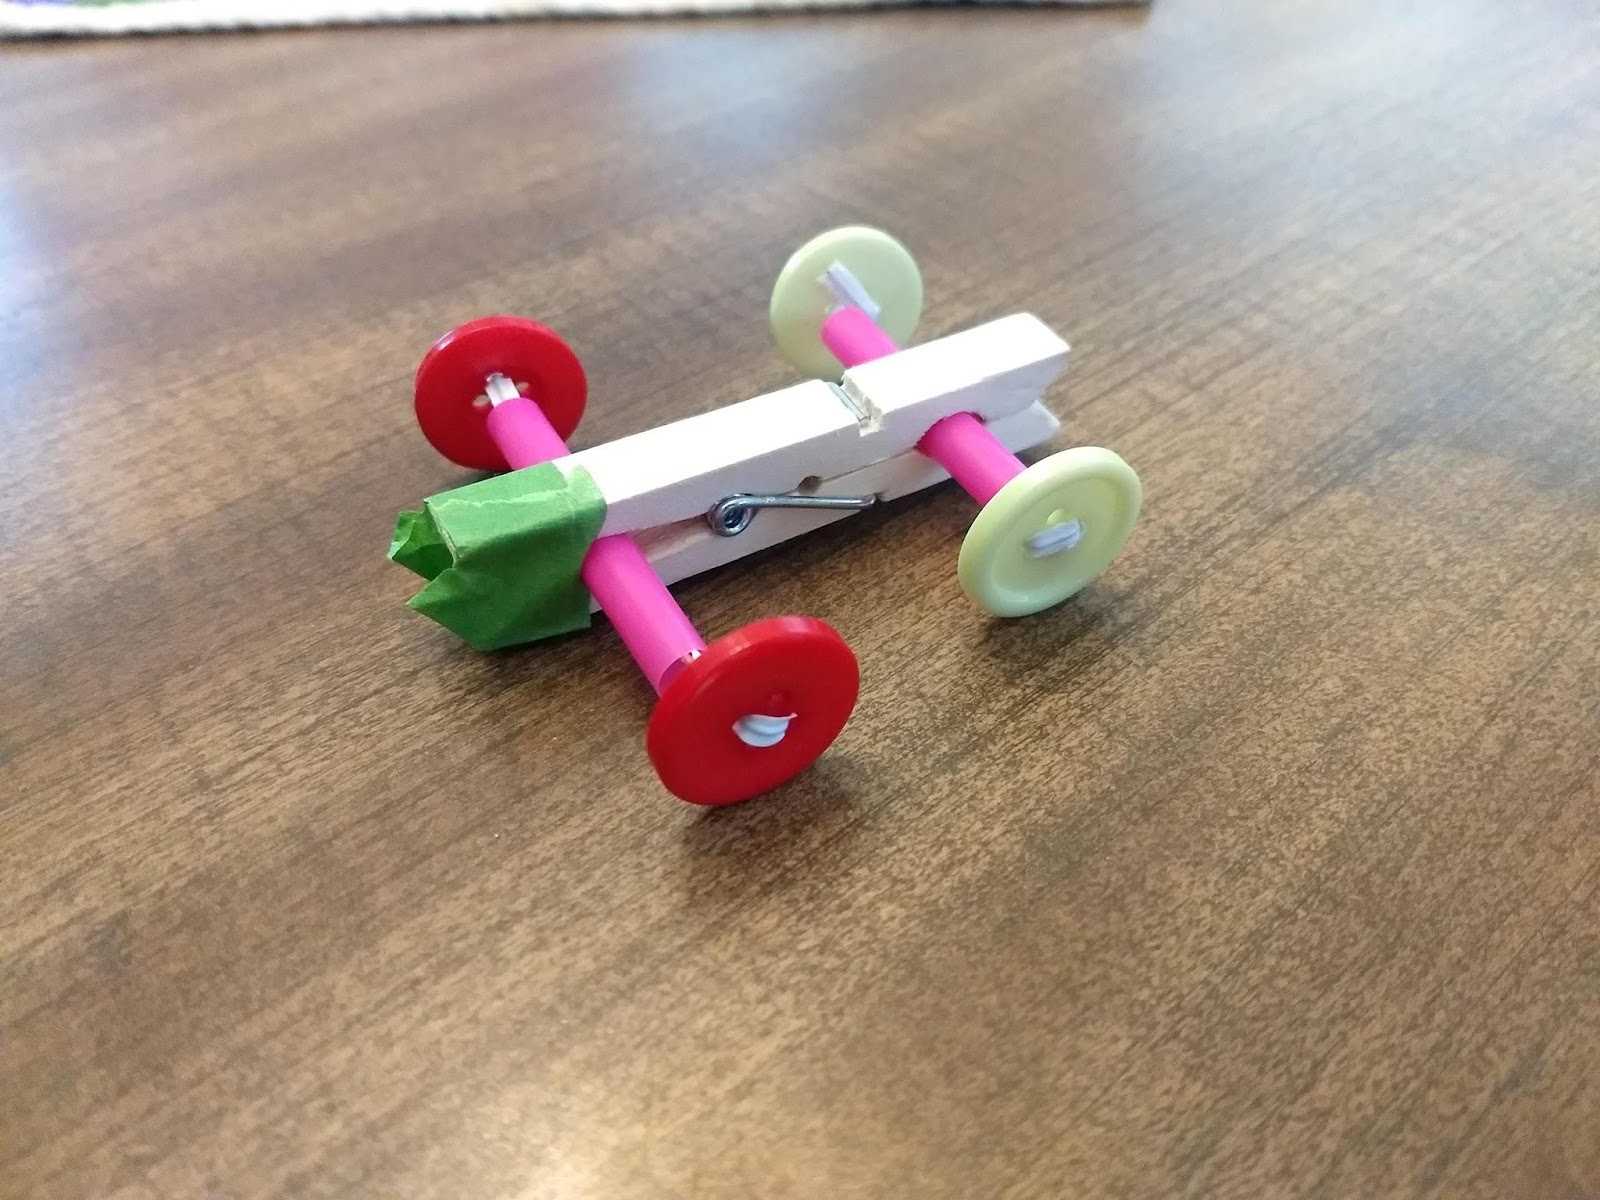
390;463;607;651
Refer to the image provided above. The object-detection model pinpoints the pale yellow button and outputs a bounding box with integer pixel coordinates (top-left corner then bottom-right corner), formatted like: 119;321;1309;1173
958;448;1142;617
769;226;923;379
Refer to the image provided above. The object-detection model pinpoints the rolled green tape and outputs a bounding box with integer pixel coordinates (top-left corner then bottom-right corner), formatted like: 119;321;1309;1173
390;463;607;651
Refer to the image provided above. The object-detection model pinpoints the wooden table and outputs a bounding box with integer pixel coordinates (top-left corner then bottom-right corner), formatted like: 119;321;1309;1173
4;3;1597;1196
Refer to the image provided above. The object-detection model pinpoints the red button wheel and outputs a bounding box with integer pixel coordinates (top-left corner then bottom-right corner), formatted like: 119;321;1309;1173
413;316;587;471
647;616;859;807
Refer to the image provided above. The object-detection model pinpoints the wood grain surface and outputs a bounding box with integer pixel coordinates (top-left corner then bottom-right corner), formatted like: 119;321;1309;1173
3;2;1598;1197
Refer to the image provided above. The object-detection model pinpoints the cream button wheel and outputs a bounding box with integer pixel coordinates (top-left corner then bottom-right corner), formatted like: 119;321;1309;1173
958;447;1142;617
769;225;923;379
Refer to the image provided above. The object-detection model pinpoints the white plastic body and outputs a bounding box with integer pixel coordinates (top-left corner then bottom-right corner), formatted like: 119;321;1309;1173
550;313;1070;594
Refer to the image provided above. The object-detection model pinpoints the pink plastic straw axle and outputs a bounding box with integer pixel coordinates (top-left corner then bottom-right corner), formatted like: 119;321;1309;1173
819;305;899;365
487;398;706;694
914;411;1026;505
819;306;1025;506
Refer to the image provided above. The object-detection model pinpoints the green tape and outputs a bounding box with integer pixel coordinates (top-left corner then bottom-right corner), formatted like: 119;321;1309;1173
389;463;607;651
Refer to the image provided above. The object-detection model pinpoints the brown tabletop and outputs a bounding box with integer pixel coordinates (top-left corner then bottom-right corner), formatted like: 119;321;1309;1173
3;2;1597;1197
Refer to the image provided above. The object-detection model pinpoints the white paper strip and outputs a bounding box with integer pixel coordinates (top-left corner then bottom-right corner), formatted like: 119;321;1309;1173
2;0;1137;38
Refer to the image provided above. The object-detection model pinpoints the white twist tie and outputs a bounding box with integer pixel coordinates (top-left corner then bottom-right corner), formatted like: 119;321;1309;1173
733;713;797;748
1027;519;1083;557
820;262;881;320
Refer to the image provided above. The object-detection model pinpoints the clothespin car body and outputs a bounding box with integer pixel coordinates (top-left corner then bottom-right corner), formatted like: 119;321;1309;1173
571;311;1075;595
